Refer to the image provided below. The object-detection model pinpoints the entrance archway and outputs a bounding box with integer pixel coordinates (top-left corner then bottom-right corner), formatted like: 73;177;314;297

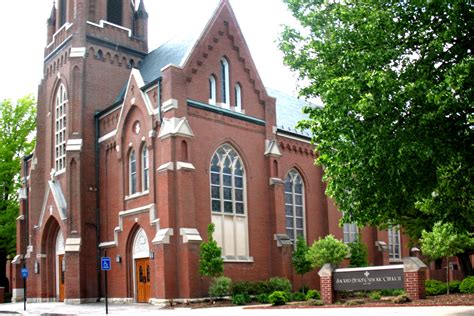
55;230;65;302
132;228;150;303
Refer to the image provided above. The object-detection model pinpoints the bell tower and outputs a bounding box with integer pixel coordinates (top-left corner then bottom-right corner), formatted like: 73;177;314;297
16;0;149;302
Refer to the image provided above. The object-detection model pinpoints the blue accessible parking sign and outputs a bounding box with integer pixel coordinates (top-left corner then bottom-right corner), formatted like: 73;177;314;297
101;257;111;271
21;268;28;278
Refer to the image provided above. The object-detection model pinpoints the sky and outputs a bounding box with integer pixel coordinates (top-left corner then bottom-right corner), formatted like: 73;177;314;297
0;0;301;103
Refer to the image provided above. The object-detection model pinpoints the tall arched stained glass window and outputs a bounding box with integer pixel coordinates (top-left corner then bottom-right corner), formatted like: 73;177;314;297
55;84;67;172
129;150;137;195
220;58;230;108
210;144;248;258
141;145;149;191
284;169;305;243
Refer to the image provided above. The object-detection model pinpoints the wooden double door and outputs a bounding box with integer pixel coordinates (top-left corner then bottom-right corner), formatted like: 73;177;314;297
135;258;150;303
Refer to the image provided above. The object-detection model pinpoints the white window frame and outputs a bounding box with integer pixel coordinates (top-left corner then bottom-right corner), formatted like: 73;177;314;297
141;145;149;192
220;58;230;108
343;222;359;244
234;83;242;112
388;225;402;261
129;150;137;195
210;144;249;260
209;75;216;105
284;169;305;245
54;84;67;172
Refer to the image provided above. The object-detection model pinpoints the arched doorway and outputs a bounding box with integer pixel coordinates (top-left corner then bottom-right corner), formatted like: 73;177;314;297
132;228;150;303
55;230;65;302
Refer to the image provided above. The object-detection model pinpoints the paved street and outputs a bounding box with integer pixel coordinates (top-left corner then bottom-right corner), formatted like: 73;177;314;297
0;302;473;316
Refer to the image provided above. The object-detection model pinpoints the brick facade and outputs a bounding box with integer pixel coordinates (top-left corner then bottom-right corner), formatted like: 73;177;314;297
14;0;411;303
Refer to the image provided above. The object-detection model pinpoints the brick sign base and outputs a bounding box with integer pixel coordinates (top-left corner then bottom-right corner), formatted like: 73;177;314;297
318;257;427;304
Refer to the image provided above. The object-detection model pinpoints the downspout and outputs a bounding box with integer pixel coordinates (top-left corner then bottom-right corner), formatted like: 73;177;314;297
22;154;31;301
94;113;102;301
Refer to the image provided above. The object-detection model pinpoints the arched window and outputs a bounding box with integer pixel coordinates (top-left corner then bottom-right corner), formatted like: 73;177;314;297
129;150;137;195
234;83;242;112
388;225;401;261
59;0;67;27
220;58;230;107
55;84;67;172
209;75;216;105
343;222;358;243
284;169;305;243
210;144;248;258
141;145;149;191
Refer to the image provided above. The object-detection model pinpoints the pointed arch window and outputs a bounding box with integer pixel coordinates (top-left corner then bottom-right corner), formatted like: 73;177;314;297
141;145;149;191
220;58;230;107
209;75;217;105
343;222;358;243
234;83;242;112
55;84;67;172
129;150;137;195
388;225;401;261
210;144;248;259
284;169;305;243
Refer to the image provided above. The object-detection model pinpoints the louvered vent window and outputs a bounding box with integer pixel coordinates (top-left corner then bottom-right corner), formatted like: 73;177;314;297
107;0;123;25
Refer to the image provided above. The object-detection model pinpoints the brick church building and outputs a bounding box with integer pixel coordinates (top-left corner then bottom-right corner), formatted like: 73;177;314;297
13;0;410;304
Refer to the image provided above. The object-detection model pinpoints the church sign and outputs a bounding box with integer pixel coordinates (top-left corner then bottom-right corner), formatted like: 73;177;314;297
333;265;404;291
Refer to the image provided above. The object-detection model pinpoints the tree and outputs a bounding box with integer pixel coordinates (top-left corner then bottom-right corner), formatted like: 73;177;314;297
0;95;36;291
279;0;473;274
306;235;348;269
348;237;368;268
421;222;474;294
199;223;224;299
291;235;312;294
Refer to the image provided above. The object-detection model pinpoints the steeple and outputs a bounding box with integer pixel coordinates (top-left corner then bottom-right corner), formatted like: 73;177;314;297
133;0;148;42
46;3;56;44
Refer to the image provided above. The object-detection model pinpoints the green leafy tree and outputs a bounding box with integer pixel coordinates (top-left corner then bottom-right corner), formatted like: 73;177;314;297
291;235;312;294
199;223;224;300
348;238;369;268
421;222;474;294
0;95;36;291
306;235;348;268
279;0;473;274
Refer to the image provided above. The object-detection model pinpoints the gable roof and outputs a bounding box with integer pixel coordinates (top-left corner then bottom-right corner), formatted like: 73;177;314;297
266;87;314;138
140;2;217;85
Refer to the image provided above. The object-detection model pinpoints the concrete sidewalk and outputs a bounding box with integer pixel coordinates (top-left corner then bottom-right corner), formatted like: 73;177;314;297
0;302;473;316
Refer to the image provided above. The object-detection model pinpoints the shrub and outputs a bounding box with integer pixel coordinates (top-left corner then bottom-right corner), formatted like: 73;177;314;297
448;280;462;294
209;276;232;298
369;291;381;300
267;277;292;293
348;238;369;267
298;285;309;294
305;289;321;300
306;235;349;268
425;279;447;296
380;288;404;296
255;293;269;304
290;291;307;301
232;293;251;305
460;276;474;294
307;298;324;306
232;281;252;296
268;291;288;306
253;281;270;295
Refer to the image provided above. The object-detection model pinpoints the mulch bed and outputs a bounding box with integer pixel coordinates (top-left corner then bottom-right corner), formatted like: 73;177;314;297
164;293;474;309
245;294;474;309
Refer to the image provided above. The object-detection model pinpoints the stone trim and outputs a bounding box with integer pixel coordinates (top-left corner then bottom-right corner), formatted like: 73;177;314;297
179;228;202;243
152;228;174;244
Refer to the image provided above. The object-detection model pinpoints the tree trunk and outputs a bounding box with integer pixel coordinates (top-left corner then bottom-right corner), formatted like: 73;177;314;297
0;252;8;293
457;251;473;277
